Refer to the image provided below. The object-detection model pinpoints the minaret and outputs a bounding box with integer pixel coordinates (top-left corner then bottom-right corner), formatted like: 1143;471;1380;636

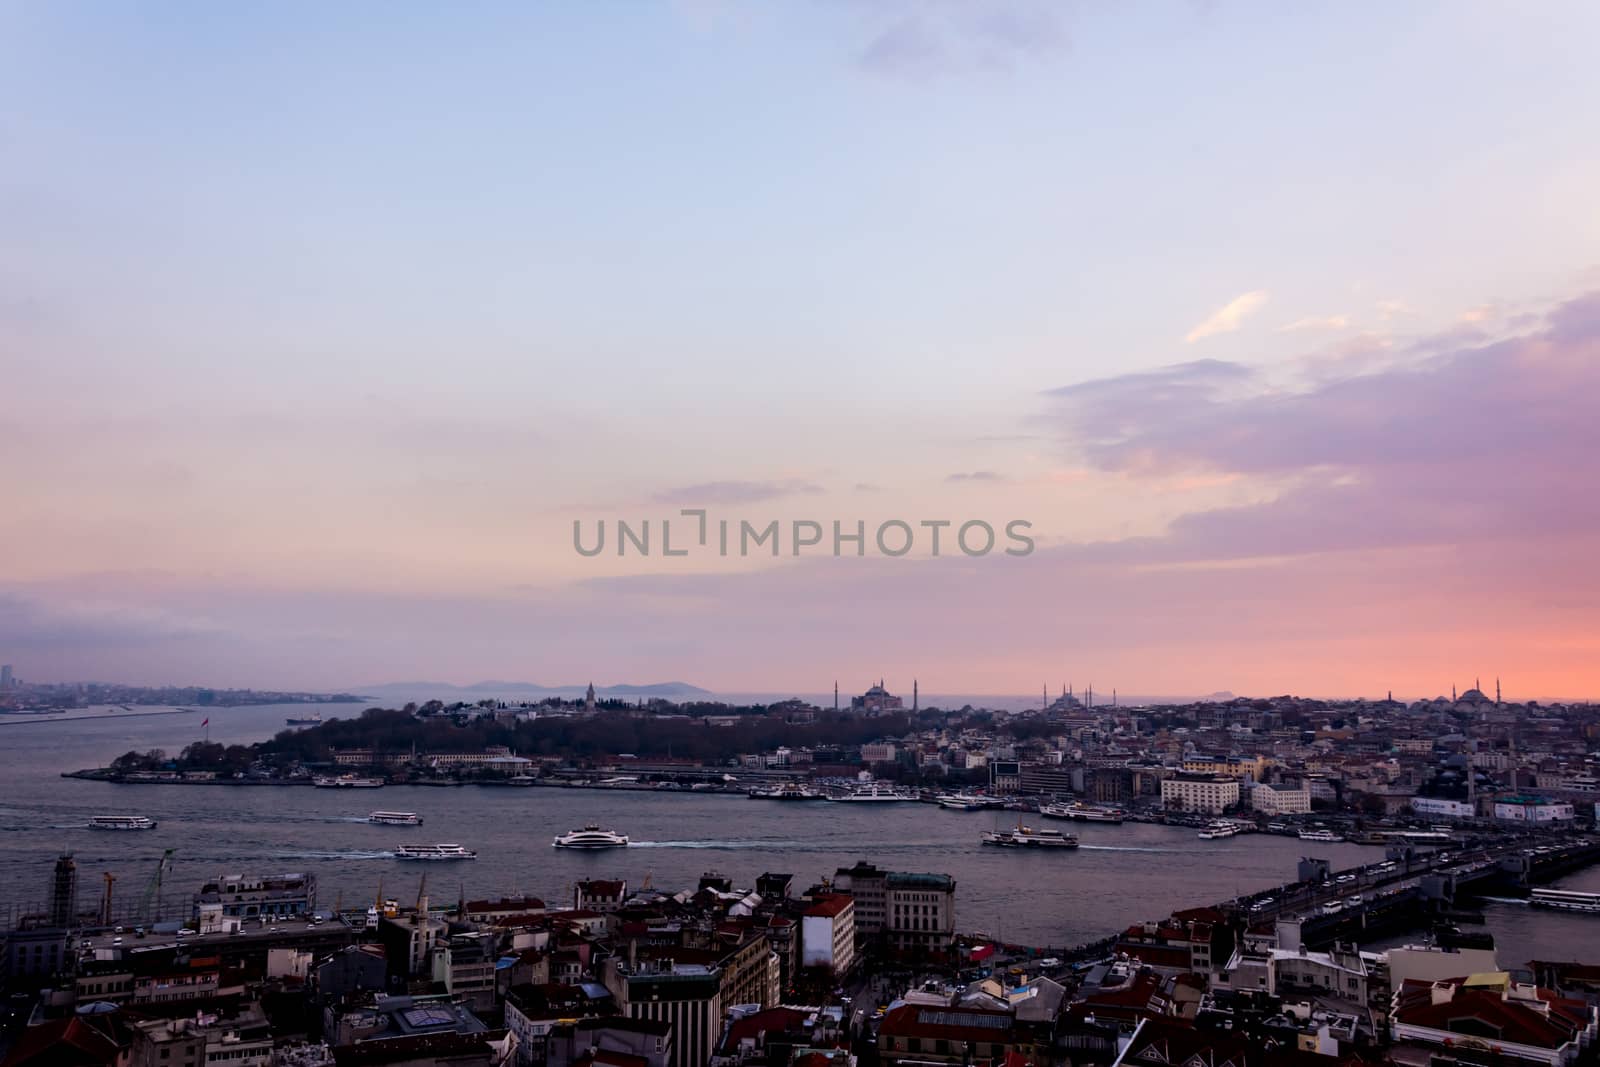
1452;684;1457;702
913;679;918;712
1113;688;1117;708
1043;684;1048;711
1496;678;1501;705
833;681;839;712
585;682;596;713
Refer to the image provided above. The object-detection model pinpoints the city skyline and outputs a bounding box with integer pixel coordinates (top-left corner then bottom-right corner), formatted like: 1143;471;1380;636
4;3;1599;695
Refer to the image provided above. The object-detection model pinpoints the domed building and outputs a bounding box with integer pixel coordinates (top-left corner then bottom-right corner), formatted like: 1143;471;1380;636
850;679;904;713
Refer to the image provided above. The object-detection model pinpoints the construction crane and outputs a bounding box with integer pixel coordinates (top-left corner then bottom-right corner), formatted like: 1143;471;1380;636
138;849;175;922
100;872;117;926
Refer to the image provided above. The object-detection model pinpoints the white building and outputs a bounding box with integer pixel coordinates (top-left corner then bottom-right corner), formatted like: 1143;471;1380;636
800;895;856;976
1252;783;1312;815
1410;796;1475;820
1161;774;1240;814
861;743;898;764
1494;797;1576;823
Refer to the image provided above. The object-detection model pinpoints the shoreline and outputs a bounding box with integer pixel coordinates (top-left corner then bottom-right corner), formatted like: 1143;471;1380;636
1;708;200;726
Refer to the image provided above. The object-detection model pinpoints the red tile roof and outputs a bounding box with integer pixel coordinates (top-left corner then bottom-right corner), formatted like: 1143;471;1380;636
1393;978;1594;1052
805;895;854;919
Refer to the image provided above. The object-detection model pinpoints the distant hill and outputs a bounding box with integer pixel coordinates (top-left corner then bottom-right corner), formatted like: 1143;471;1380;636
352;680;714;703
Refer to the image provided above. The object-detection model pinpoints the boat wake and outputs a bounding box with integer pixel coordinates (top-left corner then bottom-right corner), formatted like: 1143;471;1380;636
1078;844;1191;854
267;849;396;861
631;839;804;850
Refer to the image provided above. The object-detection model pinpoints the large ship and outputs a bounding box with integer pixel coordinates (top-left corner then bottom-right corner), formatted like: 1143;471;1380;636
314;774;384;788
748;783;826;801
368;811;423;826
286;713;323;726
1198;821;1243;840
1299;828;1344;843
981;823;1078;849
396;843;476;861
553;824;630;849
1040;802;1124;824
89;815;157;831
1530;888;1600;914
828;782;916;803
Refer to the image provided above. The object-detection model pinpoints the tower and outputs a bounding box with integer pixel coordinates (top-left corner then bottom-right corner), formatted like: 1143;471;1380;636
1496;677;1501;705
49;853;77;929
912;679;918;712
834;681;839;712
585;682;596;713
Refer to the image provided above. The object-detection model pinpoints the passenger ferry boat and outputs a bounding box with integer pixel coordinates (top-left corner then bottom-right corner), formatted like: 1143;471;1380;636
1041;802;1124;823
937;793;990;811
553;824;630;849
368;811;423;826
314;774;384;788
828;782;916;803
747;783;826;801
981;823;1079;849
1198;821;1243;840
396;843;476;861
89;815;157;831
1530;888;1600;914
1299;829;1345;843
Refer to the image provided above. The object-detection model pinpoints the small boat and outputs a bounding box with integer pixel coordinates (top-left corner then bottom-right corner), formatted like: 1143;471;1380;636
286;714;323;726
1299;829;1344;843
89;815;157;831
314;775;384;788
553;824;630;849
396;843;476;861
368;811;423;826
828;782;916;802
1199;821;1242;840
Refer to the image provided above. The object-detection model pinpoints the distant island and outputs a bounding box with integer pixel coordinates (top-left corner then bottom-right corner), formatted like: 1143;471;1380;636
0;677;363;713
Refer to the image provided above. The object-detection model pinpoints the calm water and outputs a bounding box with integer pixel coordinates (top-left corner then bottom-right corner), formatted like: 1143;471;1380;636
1;704;1594;959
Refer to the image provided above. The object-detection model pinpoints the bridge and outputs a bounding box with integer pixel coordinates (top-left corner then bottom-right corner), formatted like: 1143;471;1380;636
1212;833;1600;948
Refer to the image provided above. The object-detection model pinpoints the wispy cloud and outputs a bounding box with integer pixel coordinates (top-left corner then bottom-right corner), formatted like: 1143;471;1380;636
651;479;825;505
1184;290;1269;343
858;2;1066;78
945;470;1006;483
1277;314;1349;333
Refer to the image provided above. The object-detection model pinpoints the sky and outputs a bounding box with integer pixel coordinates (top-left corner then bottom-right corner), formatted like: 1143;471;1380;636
3;1;1599;700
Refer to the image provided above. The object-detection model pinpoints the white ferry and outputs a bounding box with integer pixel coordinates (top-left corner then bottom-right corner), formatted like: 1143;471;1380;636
368;811;423;826
1299;829;1344;843
747;783;826;801
1041;802;1125;824
396;843;476;861
553;824;630;849
828;782;916;803
981;823;1079;849
89;815;157;831
1198;821;1242;840
1530;888;1600;914
937;793;988;811
314;775;384;789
